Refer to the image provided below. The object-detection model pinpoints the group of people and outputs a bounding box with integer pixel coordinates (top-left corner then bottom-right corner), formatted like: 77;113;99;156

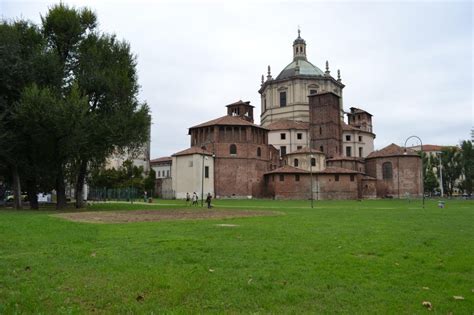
186;192;212;208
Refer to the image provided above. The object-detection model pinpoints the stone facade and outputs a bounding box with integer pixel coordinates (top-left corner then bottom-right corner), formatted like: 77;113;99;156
267;120;309;156
259;31;344;127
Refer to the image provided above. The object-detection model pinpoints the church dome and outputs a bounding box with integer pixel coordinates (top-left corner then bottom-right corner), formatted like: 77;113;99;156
276;59;325;80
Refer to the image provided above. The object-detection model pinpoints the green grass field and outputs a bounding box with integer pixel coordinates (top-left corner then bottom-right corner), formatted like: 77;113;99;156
0;199;473;314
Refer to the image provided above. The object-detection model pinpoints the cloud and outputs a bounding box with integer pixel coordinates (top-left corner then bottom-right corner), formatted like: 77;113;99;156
3;0;472;157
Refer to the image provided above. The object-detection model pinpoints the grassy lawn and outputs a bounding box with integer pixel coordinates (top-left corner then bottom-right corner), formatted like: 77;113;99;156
0;199;473;314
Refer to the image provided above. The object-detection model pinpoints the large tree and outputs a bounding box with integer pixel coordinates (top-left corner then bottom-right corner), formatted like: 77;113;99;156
0;20;61;209
438;147;462;196
459;140;473;195
1;4;150;209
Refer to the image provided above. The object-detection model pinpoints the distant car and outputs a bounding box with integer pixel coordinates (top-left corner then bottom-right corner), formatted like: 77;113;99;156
6;194;28;202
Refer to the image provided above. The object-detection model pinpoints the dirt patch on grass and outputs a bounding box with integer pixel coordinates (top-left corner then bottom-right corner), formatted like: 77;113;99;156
53;209;280;224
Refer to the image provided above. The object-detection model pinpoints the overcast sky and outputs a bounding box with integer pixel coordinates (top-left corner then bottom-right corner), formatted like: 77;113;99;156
2;0;473;158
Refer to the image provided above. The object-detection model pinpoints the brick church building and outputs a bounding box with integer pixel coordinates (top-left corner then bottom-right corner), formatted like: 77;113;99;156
162;31;422;200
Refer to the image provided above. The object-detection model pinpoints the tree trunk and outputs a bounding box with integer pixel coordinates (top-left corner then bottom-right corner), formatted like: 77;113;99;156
26;178;39;210
56;166;67;209
75;160;88;208
12;165;22;209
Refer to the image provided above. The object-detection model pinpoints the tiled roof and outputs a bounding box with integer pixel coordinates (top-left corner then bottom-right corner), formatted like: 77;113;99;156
266;120;309;131
326;156;364;162
172;147;213;157
150;156;172;164
362;175;377;180
350;107;373;116
226;100;254;108
264;165;310;175
366;143;419;159
286;147;324;155
408;144;448;152
315;167;361;174
341;122;374;134
189;115;265;129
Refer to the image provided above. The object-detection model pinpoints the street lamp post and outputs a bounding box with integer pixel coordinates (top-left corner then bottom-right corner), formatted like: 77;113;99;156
404;135;424;209
437;152;444;198
310;154;314;208
201;155;206;207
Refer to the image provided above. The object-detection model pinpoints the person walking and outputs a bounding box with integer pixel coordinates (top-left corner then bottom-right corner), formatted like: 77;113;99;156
192;192;198;206
205;193;212;209
186;192;190;206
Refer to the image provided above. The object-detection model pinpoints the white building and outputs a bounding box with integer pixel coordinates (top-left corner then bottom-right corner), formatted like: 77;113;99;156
150;157;172;179
171;147;214;199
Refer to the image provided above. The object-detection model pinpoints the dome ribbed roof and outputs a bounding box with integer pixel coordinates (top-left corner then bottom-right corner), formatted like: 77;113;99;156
276;59;325;80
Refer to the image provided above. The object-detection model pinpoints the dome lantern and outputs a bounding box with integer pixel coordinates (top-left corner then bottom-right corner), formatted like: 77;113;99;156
293;28;307;61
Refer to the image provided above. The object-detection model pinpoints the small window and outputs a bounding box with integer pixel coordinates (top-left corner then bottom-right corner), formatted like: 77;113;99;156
310;89;317;95
320;146;323;152
297;133;302;140
280;91;287;107
335;175;339;182
257;147;261;157
188;161;193;167
294;158;299;167
359;147;363;157
167;170;170;177
295;174;300;181
311;158;316;167
279;174;284;181
297;146;302;150
383;162;393;179
350;174;355;182
230;144;237;155
346;135;351;141
319;127;322;135
346;146;352;157
280;133;286;140
359;136;362;142
280;146;287;156
205;166;209;178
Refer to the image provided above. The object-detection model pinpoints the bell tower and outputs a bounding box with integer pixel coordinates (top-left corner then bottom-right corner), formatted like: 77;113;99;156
226;100;254;123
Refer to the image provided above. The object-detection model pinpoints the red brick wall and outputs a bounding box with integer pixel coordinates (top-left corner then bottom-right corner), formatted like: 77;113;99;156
366;156;422;198
361;179;377;199
209;129;279;198
326;159;365;173
309;93;342;158
266;173;312;200
315;174;359;200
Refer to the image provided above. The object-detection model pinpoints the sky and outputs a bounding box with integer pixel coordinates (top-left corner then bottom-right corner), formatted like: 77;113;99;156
2;0;473;158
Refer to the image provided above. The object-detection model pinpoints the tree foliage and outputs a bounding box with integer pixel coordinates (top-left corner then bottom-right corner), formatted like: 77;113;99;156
0;4;150;209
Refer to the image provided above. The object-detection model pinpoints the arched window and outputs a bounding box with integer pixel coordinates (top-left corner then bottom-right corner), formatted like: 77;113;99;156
311;158;316;167
257;147;261;157
294;158;299;167
230;144;237;155
382;162;393;179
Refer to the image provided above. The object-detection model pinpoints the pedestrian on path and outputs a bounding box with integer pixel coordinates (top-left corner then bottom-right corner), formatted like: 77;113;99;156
192;192;198;206
186;192;190;206
206;193;212;209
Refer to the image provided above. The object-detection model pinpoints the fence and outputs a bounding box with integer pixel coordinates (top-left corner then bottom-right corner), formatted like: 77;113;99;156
88;187;142;202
